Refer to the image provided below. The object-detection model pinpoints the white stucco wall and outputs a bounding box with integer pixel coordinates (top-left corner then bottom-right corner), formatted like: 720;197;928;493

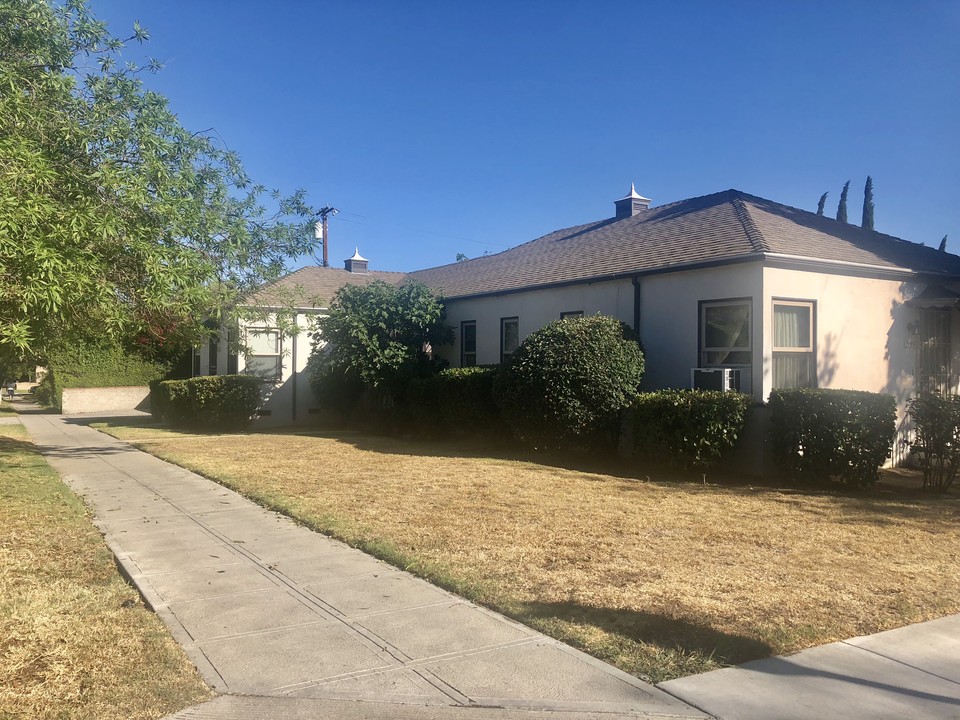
439;280;636;367
638;262;763;397
237;310;325;427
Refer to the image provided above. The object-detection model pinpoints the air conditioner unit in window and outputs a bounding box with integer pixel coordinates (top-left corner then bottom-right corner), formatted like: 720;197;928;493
691;368;742;392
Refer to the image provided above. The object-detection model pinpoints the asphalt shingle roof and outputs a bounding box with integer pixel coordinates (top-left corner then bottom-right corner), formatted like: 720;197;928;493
249;266;405;308
255;189;960;303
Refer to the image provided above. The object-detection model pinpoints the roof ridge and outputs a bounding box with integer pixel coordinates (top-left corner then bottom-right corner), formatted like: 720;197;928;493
730;193;769;252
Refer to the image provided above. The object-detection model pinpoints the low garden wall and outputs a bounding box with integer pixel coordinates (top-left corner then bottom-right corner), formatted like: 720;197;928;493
61;386;151;415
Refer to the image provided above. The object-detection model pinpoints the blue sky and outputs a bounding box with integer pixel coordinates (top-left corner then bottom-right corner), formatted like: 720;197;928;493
93;0;960;273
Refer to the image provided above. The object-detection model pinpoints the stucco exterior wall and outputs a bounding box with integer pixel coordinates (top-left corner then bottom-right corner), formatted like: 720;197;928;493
438;280;635;367
760;267;916;402
61;386;150;415
237;310;325;427
638;262;763;397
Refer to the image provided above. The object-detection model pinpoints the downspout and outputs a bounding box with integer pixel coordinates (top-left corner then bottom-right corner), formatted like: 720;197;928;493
291;312;298;423
632;276;641;338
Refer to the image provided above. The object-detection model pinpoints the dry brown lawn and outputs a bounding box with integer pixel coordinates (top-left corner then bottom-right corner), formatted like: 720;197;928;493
102;423;960;682
0;424;211;719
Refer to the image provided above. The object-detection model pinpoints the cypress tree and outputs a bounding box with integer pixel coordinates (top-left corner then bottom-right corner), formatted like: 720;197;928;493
939;235;948;252
862;176;875;230
836;181;850;223
817;192;828;215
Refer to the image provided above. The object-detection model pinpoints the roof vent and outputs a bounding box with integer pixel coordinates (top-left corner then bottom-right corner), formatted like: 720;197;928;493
344;248;369;274
614;183;651;219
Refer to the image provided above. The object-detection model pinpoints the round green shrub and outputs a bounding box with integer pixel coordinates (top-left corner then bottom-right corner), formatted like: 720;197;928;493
494;315;644;447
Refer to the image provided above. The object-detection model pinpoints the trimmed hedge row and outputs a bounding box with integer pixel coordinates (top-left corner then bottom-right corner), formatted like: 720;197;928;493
404;366;501;438
633;390;751;469
150;375;263;431
769;388;896;488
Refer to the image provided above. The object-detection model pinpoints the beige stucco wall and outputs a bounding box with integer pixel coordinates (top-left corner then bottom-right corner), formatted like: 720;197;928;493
61;386;150;415
237;310;324;427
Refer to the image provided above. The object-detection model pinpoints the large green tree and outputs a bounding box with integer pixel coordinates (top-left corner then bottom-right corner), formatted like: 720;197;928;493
308;281;453;393
0;0;320;361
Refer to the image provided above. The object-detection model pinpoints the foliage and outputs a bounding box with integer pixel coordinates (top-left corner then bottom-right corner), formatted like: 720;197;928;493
632;390;750;470
907;393;960;492
494;315;644;447
836;180;850;223
150;375;262;431
768;388;896;488
862;175;875;230
308;280;453;399
34;340;169;409
816;192;828;216
405;366;502;438
939;235;948;253
0;0;320;362
306;352;366;423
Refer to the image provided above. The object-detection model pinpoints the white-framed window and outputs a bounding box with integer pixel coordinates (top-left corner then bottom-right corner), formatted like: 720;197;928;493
772;300;816;389
501;317;519;363
244;328;282;380
700;299;751;367
461;321;477;367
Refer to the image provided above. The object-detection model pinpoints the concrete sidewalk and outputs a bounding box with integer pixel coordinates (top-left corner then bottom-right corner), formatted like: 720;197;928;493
19;412;704;720
17;410;960;720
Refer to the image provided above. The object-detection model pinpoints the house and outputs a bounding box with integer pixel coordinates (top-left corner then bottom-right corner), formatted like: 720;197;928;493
204;187;960;453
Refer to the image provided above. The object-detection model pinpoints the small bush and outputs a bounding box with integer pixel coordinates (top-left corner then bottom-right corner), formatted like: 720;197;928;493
907;393;960;492
307;353;367;424
633;390;751;470
405;366;501;438
152;375;263;431
494;316;644;448
769;388;896;488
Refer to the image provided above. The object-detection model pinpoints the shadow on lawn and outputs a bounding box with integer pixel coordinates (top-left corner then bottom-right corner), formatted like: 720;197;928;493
517;600;773;667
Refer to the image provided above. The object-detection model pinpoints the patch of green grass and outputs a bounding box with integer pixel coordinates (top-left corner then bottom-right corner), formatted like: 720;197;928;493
0;425;211;719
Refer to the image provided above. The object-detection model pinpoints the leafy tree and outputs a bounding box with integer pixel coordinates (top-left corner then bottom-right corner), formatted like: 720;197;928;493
836;181;850;223
494;315;644;448
0;0;320;363
455;252;468;262
307;280;453;397
861;175;875;230
816;192;828;216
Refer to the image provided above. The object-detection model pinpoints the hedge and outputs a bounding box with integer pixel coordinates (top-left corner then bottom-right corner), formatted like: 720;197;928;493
150;375;263;431
632;389;751;470
36;343;169;410
495;315;644;448
404;366;501;438
768;388;896;488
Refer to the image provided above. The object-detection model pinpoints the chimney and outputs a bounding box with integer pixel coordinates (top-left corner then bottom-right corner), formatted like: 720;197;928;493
614;183;651;219
344;247;369;273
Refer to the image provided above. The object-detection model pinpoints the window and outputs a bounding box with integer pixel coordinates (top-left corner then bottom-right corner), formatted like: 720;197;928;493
226;329;238;375
773;300;816;389
560;311;584;320
501;317;519;363
192;346;201;377
245;328;282;380
700;300;751;366
918;309;951;394
461;321;476;367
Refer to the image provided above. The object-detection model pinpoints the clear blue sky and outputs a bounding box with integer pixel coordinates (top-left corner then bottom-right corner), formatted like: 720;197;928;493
93;0;960;273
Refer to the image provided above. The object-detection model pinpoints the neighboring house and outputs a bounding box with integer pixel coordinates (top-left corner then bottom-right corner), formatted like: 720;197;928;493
203;187;960;453
197;250;404;427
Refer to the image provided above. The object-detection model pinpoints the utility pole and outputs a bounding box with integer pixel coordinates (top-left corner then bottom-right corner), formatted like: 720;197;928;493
317;206;339;267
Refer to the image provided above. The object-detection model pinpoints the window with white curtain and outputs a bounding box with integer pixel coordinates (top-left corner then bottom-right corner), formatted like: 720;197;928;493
700;300;751;366
772;300;816;389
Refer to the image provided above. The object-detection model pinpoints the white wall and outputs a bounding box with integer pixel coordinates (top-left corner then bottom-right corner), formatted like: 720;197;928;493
439;280;635;366
237;310;325;427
